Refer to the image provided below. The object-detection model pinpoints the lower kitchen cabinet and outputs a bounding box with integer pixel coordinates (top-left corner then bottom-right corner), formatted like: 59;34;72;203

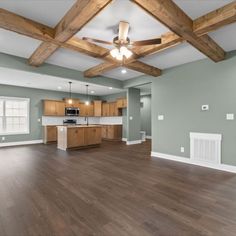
85;127;102;145
57;125;102;150
43;126;57;144
102;125;122;141
67;127;85;148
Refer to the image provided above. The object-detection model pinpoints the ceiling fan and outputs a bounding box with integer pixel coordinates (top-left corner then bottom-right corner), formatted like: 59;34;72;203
82;21;162;61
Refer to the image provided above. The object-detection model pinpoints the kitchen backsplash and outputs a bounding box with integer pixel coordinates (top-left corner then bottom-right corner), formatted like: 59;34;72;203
42;116;123;125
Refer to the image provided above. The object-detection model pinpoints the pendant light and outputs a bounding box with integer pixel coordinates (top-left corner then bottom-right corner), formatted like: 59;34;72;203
85;85;90;106
68;81;73;104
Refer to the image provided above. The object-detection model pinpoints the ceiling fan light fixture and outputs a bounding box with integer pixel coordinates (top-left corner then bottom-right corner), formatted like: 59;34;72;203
110;48;119;58
110;46;132;60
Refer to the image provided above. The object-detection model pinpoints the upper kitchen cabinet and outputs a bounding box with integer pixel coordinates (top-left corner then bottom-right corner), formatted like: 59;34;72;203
79;103;94;117
94;100;102;117
102;103;109;117
43;100;65;116
117;98;127;108
64;98;80;108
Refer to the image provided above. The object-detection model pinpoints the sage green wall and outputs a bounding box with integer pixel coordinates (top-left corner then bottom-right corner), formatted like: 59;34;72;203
127;88;141;141
0;84;98;143
152;51;236;166
0;52;123;89
141;95;151;136
100;92;127;139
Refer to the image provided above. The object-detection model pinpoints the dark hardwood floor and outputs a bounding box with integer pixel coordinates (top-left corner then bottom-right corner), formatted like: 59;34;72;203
0;141;236;236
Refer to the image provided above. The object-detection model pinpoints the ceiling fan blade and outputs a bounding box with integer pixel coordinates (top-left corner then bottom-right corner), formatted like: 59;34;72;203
118;21;129;42
82;37;113;45
130;38;162;46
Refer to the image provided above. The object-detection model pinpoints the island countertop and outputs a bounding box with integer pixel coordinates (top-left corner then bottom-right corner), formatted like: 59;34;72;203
57;125;102;151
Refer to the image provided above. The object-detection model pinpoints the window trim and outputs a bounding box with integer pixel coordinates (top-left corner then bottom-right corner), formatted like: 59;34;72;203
0;96;30;135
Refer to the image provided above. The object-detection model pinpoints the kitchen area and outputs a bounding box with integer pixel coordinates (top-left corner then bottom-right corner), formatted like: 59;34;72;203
42;96;127;151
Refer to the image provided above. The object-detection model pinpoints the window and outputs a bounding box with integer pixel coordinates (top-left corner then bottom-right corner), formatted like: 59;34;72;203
0;97;30;135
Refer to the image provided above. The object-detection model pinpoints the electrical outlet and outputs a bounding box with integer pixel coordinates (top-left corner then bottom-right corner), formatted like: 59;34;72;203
180;147;185;153
1;137;5;141
129;116;133;120
226;113;234;120
37;118;41;122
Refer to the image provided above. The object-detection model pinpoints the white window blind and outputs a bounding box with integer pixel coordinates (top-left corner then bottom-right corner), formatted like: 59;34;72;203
0;97;30;135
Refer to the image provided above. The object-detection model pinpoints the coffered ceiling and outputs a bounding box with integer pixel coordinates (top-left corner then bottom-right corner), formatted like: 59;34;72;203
0;0;235;82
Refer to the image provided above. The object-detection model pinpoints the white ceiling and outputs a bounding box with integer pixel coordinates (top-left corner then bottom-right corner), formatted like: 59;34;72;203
0;68;124;96
0;0;236;82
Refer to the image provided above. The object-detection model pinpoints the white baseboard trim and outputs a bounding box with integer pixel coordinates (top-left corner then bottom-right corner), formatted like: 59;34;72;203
126;140;142;145
146;136;152;139
0;139;43;147
151;151;236;174
122;138;127;142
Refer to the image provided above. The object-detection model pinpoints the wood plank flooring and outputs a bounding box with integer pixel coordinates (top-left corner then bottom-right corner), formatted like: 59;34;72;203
0;141;236;236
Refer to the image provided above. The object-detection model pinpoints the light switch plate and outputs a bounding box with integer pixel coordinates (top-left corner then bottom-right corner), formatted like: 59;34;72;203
180;147;185;153
226;113;234;120
158;115;164;120
129;116;133;120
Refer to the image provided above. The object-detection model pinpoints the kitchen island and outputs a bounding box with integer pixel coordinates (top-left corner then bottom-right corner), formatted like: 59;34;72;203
57;125;102;151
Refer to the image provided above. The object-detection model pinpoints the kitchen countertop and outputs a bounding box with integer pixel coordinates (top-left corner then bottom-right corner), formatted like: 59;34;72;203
57;125;102;128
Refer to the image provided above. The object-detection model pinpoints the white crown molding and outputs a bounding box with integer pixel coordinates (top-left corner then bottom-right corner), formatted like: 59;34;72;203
0;139;43;147
126;140;142;145
151;151;236;174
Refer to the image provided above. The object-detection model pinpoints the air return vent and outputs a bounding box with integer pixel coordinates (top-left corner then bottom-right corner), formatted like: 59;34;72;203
190;133;222;165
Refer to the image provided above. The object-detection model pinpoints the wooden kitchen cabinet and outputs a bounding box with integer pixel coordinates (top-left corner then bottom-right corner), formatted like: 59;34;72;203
102;125;122;141
102;103;109;116
79;103;94;117
109;102;121;116
117;98;127;108
43;126;57;144
85;127;101;145
94;100;102;117
67;127;85;148
57;125;102;150
43;100;65;116
64;98;80;108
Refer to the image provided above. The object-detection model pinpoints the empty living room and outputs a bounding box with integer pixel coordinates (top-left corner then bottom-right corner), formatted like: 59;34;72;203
0;0;236;235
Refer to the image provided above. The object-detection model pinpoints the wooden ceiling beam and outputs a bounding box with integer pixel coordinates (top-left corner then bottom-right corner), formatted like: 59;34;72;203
0;8;112;58
125;61;162;76
84;62;120;77
84;60;162;78
131;0;225;62
87;0;236;78
28;0;112;66
0;8;55;41
194;1;236;36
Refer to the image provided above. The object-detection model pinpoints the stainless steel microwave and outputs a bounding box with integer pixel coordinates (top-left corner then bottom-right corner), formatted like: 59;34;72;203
65;107;79;116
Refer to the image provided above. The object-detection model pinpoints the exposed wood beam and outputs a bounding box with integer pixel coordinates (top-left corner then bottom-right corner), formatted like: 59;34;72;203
84;62;119;77
125;61;162;76
84;60;162;78
131;0;225;62
0;8;55;40
0;8;161;77
194;1;236;36
87;0;236;77
0;9;112;59
28;0;112;66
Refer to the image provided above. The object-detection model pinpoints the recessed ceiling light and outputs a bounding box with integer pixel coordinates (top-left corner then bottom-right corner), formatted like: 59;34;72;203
91;90;95;94
57;86;62;90
121;69;127;74
109;87;113;90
